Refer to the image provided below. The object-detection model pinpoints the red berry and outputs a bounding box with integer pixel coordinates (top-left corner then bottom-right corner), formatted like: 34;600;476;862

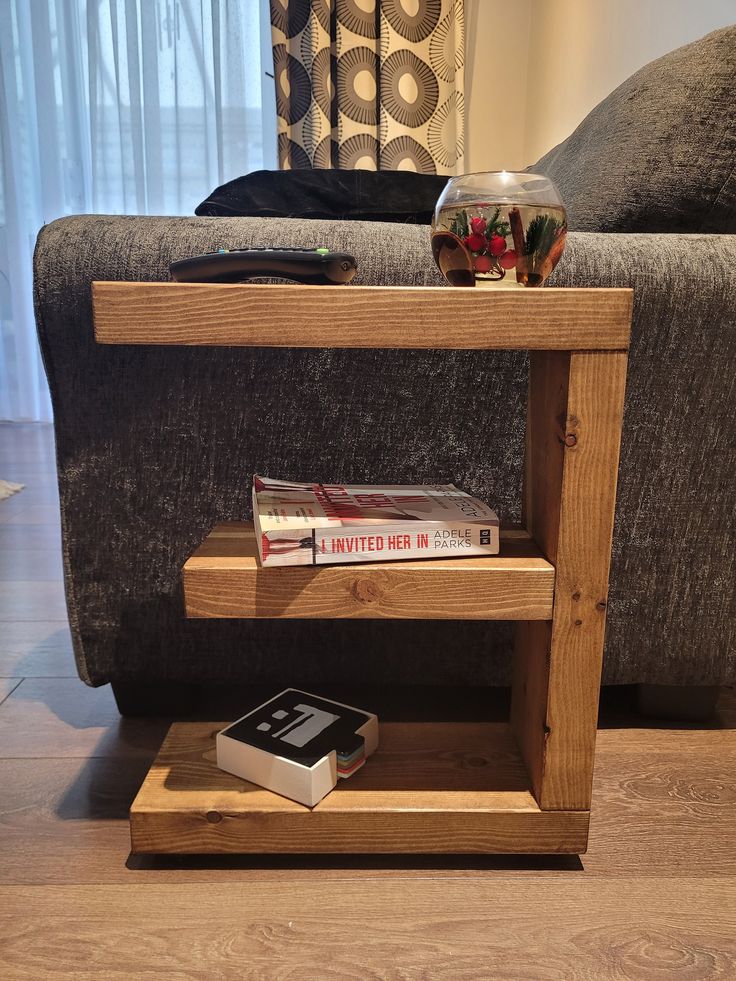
499;249;517;269
465;232;485;252
489;234;507;256
470;216;487;233
474;254;492;273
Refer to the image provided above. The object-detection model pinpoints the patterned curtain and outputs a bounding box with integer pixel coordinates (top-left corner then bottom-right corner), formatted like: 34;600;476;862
269;0;464;174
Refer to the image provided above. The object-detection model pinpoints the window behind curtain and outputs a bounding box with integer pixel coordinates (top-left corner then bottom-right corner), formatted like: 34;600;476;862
0;0;276;421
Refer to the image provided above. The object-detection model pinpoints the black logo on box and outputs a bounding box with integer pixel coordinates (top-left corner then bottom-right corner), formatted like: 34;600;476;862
223;690;371;767
480;529;491;545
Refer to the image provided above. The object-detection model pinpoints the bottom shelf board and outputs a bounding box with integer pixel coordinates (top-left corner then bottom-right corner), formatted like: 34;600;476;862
130;722;589;854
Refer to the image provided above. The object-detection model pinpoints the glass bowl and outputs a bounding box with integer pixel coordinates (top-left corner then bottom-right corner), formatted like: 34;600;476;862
431;171;567;288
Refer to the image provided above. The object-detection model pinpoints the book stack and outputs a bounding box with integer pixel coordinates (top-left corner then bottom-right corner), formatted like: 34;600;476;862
252;475;500;567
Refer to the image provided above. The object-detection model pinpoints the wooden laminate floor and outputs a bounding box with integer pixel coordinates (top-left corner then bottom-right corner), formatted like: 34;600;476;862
0;422;735;980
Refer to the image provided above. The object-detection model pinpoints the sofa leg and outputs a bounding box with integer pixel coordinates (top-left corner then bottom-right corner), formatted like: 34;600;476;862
636;684;720;722
112;681;201;717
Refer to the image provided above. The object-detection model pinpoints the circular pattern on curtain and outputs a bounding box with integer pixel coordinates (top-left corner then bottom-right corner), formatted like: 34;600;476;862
427;91;464;168
381;0;441;42
340;0;377;39
381;135;436;173
311;0;331;33
300;105;325;162
339;133;380;169
269;0;311;40
311;47;334;118
336;46;379;125
270;0;464;175
299;15;321;72
380;49;438;127
312;135;335;168
273;44;312;124
278;133;312;170
429;7;465;82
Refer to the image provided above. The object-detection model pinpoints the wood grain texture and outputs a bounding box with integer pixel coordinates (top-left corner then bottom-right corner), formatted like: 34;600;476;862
2;741;735;884
130;722;589;854
0;548;64;582
0;622;75;678
0;679;21;706
0;523;63;552
512;351;629;811
184;523;555;620
92;282;633;350
0;504;61;526
4;424;736;974
0;581;68;621
2;880;735;981
0;678;169;759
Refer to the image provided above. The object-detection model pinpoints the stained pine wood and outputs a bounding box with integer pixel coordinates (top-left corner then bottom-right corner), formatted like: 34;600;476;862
2;738;735;885
92;282;632;350
512;351;629;811
184;523;555;620
130;722;589;854
140;286;631;849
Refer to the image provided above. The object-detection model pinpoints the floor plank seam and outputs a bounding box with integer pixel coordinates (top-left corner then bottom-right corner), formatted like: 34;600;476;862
0;678;24;706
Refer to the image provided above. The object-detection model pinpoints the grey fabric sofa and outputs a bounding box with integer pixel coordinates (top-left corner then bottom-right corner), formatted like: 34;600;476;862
34;216;735;705
34;25;736;712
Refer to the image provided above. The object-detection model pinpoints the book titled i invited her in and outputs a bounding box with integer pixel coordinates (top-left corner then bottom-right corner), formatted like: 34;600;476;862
253;475;500;567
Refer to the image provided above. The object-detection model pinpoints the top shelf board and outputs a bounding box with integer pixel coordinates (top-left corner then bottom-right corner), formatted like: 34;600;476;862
92;283;632;351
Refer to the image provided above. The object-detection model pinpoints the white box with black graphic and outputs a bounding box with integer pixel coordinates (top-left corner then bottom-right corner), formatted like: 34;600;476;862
216;689;379;807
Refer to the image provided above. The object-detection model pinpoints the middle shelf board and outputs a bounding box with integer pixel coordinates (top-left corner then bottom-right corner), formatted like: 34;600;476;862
183;521;555;620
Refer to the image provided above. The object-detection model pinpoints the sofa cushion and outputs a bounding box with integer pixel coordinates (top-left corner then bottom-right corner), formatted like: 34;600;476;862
195;169;450;224
533;26;736;233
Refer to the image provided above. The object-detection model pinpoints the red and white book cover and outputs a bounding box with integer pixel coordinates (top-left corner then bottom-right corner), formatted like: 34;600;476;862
253;475;500;567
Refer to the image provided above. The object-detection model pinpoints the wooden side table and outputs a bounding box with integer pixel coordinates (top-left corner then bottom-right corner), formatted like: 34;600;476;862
93;282;631;854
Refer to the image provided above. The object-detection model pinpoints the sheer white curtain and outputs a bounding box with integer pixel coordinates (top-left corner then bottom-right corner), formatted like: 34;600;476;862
0;0;276;421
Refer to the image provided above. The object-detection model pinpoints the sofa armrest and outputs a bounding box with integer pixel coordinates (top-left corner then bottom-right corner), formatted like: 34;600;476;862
550;232;736;684
34;213;445;293
33;216;513;689
34;218;735;688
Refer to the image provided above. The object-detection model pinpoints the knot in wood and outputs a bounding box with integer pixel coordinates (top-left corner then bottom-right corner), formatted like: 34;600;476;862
564;433;578;447
596;600;607;611
206;810;223;824
352;578;381;604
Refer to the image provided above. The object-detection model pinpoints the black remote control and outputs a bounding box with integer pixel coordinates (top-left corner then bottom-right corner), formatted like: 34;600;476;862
169;247;357;285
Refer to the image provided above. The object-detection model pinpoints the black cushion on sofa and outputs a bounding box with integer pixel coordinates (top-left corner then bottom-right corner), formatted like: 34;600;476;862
195;169;450;223
533;26;736;233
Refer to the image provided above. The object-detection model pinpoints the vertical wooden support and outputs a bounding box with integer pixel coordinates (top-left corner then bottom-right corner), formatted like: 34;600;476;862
512;350;628;811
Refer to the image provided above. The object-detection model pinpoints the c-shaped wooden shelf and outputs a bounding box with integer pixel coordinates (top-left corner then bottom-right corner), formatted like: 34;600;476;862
93;282;632;855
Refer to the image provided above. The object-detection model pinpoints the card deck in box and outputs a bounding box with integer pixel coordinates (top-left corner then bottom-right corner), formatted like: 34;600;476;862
216;689;378;807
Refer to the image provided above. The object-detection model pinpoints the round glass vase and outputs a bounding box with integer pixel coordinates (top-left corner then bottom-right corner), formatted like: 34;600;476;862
431;171;567;288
